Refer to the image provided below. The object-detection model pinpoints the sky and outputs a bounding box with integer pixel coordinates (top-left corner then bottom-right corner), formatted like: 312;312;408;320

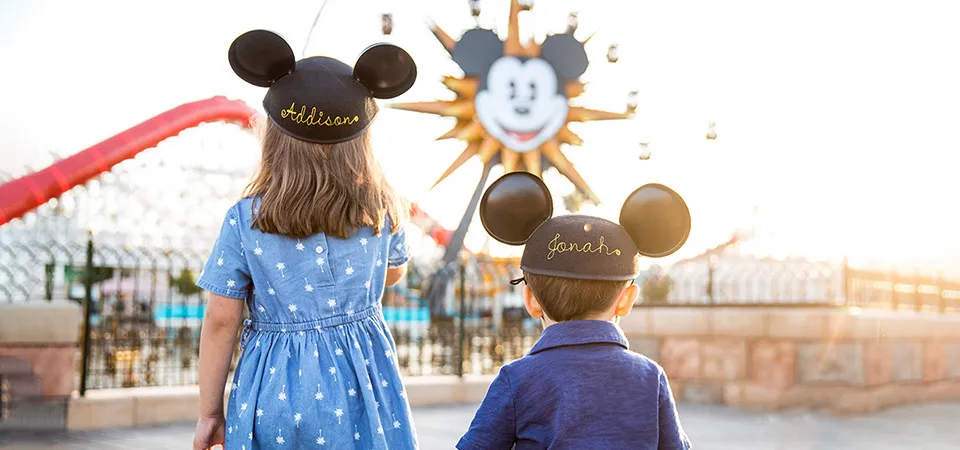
1;0;959;275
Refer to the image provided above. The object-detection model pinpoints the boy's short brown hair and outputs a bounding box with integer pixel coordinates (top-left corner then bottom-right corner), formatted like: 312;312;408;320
525;272;630;322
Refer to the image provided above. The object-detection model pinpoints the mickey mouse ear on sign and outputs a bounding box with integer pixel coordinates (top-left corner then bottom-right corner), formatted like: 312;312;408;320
539;34;588;80
480;173;554;245
228;30;296;87
452;28;504;76
354;43;417;99
619;184;692;257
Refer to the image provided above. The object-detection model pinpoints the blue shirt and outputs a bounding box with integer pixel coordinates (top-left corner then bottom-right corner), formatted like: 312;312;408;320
458;320;691;450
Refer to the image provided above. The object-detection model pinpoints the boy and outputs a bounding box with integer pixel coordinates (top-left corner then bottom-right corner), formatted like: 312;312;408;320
457;213;692;449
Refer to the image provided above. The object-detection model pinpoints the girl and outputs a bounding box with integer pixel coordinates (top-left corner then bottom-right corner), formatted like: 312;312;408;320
193;30;419;449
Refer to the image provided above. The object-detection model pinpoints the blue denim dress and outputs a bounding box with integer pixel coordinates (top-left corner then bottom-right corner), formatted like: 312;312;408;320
196;197;418;449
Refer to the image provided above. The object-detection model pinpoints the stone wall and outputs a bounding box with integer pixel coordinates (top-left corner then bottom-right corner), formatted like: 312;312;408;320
620;307;960;415
0;300;82;431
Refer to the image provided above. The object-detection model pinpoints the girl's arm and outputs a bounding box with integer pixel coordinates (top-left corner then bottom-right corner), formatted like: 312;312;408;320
386;264;407;286
198;294;245;418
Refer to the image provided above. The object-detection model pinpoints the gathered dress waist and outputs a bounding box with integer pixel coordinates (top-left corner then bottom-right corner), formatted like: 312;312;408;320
239;305;383;348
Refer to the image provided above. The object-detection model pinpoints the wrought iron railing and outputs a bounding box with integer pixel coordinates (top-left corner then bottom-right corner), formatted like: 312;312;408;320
2;236;959;393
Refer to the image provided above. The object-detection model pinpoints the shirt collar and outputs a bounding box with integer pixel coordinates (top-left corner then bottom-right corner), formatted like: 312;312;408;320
528;320;629;355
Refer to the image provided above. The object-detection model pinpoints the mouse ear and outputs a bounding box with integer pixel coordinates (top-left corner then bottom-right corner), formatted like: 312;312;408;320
619;184;692;257
355;43;418;99
539;34;588;80
452;28;504;76
228;30;296;87
480;173;554;245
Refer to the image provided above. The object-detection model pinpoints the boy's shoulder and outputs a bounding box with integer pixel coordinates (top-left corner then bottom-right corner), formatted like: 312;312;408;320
504;342;665;378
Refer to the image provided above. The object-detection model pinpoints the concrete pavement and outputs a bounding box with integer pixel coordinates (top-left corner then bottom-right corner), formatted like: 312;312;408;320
2;402;959;449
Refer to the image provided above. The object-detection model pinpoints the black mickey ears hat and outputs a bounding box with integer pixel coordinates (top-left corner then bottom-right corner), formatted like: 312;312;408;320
480;172;692;281
229;30;417;144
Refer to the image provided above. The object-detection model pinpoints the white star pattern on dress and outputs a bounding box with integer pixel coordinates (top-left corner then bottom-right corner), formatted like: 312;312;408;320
377;425;384;435
276;428;285;445
366;382;373;391
240;402;248;414
354;430;360;441
296;240;305;251
254;241;263;256
394;420;401;429
316;257;325;267
335;409;344;424
346;308;355;316
376;259;383;267
217;251;224;267
316;435;326;446
227;279;236;288
288;304;298;313
276;262;286;277
315;384;324;400
385;350;394;359
364;359;370;366
294;413;302;427
348;388;356;397
269;367;276;375
335;348;343;356
228;426;233;434
268;287;276;295
229;218;237;226
258;305;266;313
278;385;287;401
305;280;314;292
365;280;371;289
249;432;253;440
381;379;389;387
314;349;320;358
359;237;368;252
345;266;354;275
327;299;336;309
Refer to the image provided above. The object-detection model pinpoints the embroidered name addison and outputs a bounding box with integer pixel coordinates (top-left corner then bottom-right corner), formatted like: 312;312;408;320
546;233;622;260
280;103;360;127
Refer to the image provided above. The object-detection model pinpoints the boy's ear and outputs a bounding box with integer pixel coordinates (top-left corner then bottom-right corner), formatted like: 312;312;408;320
522;285;544;320
615;284;639;318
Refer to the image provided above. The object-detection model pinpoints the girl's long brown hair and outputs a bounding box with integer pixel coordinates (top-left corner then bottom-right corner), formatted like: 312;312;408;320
243;117;405;239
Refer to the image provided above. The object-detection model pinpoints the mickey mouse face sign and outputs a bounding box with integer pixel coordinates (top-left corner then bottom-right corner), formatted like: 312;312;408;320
392;0;631;203
480;172;692;281
455;29;587;152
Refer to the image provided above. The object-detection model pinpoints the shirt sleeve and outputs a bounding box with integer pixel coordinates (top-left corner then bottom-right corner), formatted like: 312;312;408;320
195;205;251;300
387;222;411;268
457;366;517;450
657;368;692;450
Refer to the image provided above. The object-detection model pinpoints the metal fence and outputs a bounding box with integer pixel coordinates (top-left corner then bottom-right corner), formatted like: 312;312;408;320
3;236;960;393
0;237;539;392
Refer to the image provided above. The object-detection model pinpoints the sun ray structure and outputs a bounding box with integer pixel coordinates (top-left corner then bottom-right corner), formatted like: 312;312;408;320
390;0;631;204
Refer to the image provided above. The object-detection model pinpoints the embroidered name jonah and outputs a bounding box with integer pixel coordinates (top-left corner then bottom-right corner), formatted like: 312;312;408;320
546;233;622;260
280;103;360;127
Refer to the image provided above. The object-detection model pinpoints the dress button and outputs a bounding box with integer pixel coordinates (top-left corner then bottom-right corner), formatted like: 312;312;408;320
315;246;324;254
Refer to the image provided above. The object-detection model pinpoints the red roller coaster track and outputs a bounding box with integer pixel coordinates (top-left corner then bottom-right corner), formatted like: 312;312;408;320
0;96;452;246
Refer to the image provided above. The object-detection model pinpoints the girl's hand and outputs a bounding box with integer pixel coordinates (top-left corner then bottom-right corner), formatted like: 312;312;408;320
193;414;226;450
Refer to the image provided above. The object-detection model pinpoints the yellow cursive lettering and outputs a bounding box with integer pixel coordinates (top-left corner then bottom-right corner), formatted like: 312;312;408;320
546;233;621;260
278;103;360;127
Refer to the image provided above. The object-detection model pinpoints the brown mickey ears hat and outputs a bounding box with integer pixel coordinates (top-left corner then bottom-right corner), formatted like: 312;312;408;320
229;30;417;144
480;173;692;281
